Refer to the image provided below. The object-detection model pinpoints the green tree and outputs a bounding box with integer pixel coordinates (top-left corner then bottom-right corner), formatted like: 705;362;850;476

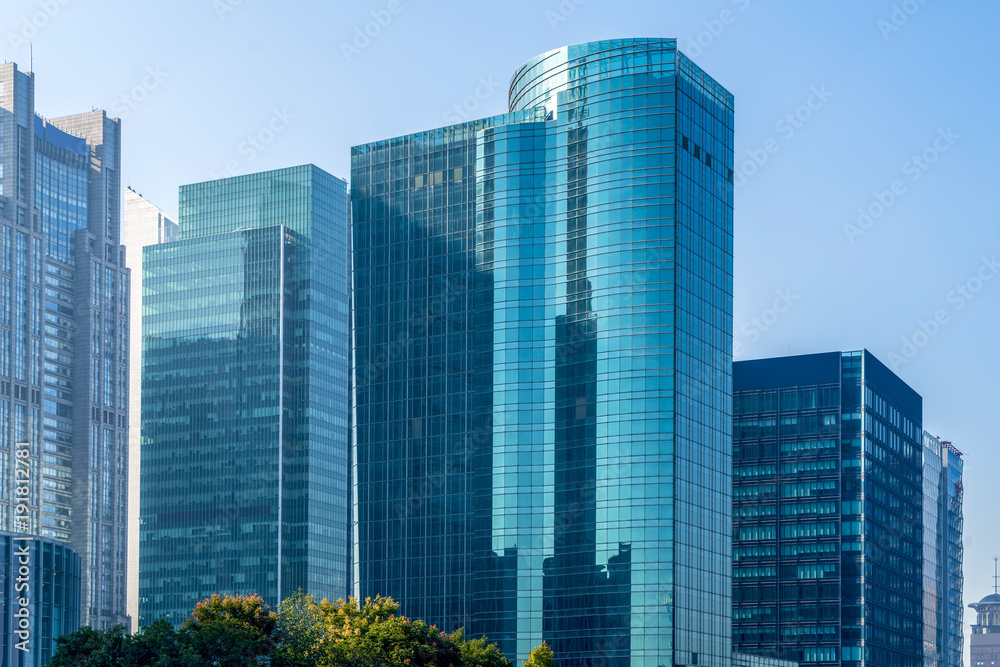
125;620;201;667
45;621;203;667
47;625;128;667
305;595;510;667
522;641;554;667
273;590;328;667
48;592;514;667
316;594;400;634
452;628;512;667
182;593;278;667
339;613;460;666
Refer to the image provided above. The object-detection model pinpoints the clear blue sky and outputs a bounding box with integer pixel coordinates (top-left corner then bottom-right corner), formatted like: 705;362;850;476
7;0;998;653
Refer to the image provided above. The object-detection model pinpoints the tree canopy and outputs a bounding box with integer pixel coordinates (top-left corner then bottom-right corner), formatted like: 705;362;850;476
46;592;545;667
521;642;554;667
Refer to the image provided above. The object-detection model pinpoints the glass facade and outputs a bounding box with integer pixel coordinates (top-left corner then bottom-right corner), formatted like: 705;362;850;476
733;652;800;667
351;108;543;637
139;165;350;625
732;350;924;667
0;532;82;667
922;433;963;667
352;39;734;667
0;62;128;630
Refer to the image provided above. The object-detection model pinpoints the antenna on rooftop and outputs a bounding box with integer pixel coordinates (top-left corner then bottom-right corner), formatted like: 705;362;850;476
29;44;33;73
994;557;998;594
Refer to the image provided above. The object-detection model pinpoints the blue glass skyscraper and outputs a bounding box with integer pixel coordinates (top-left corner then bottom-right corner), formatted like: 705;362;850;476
732;351;925;667
352;39;734;666
139;165;350;625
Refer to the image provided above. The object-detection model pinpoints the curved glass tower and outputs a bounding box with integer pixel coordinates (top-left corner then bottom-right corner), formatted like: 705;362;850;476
352;39;734;667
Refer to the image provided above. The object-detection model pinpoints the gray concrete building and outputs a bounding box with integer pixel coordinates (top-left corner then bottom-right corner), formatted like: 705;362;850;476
970;591;1000;667
0;62;129;629
122;187;176;630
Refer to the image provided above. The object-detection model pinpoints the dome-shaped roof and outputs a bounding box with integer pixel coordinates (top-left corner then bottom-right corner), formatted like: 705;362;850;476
976;593;1000;604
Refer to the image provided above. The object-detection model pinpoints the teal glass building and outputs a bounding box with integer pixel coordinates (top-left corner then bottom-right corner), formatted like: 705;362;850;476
732;351;924;667
922;433;963;667
352;39;734;666
0;532;81;666
139;165;350;625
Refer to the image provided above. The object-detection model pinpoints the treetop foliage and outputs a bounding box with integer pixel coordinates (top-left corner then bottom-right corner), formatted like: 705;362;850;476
46;591;543;667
